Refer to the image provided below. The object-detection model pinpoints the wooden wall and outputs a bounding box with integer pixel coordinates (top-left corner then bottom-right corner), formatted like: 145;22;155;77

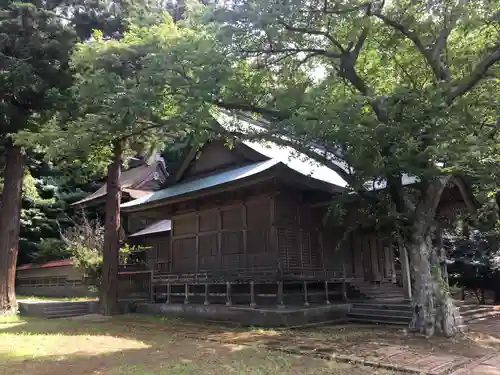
170;194;275;273
273;191;351;272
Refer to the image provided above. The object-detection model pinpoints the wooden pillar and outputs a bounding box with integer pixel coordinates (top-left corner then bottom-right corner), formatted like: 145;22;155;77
399;242;412;299
184;283;189;304
436;222;448;285
166;283;171;304
303;281;310;306
204;283;209;305
277;281;285;308
390;246;397;283
269;195;277;256
384;245;394;280
195;213;200;273
324;281;330;304
370;236;380;282
242;203;248;268
149;271;154;303
341;281;348;301
225;282;232;306
217;208;222;267
249;281;256;308
341;263;347;301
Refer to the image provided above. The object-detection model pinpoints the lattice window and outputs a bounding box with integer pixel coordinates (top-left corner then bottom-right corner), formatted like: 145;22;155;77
199;209;218;232
221;231;243;254
301;231;312;268
173;215;197;236
221;206;243;230
277;227;298;268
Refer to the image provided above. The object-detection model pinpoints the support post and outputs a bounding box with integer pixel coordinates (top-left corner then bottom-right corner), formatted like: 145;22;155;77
184;283;189;304
249;281;256;308
399;242;412;299
303;281;310;307
277;281;285;308
324;281;330;305
225;282;232;306
341;281;348;301
166;283;171;304
204;283;209;305
149;271;154;303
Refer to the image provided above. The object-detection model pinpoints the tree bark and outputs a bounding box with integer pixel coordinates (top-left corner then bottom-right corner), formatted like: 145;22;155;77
100;141;122;316
0;142;25;315
408;178;462;337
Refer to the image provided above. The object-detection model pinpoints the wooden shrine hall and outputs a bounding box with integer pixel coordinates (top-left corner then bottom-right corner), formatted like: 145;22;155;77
118;112;475;318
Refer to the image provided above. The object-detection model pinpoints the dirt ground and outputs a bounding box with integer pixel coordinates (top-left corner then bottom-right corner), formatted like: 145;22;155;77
0;315;403;375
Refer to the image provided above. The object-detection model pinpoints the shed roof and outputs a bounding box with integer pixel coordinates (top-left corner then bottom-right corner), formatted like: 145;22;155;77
129;219;172;237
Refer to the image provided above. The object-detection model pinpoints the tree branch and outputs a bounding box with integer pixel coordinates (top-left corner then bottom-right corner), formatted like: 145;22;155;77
212;100;290;120
372;12;449;81
243;47;342;59
279;20;345;53
312;1;371;15
448;45;500;102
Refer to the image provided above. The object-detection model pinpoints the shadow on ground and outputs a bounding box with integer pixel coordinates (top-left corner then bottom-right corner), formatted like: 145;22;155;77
0;316;404;375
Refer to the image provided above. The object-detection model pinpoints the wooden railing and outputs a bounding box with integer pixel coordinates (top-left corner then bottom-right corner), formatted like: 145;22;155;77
152;266;346;285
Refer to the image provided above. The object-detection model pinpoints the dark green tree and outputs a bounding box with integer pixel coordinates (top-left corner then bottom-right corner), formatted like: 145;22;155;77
0;1;76;313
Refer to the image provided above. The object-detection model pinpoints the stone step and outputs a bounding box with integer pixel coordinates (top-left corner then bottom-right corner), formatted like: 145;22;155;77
44;305;89;314
460;306;496;316
365;293;405;299
41;301;93;308
350;308;413;318
352;302;412;310
45;311;89;319
347;315;409;325
463;310;500;323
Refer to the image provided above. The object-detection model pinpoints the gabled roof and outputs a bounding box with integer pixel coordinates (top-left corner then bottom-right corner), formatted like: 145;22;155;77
219;116;349;188
128;219;172;237
72;161;168;207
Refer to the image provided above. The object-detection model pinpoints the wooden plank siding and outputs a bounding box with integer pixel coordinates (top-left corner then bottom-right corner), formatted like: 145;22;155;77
169;194;276;273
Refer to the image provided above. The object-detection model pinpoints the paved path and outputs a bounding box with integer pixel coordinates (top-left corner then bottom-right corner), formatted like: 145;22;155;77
120;316;499;375
451;354;500;374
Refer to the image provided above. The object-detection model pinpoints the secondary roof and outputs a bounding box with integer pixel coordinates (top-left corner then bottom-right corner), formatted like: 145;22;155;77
128;219;172;237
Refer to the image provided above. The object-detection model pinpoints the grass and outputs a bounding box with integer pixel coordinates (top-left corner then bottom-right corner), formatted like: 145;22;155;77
0;316;404;375
16;295;96;302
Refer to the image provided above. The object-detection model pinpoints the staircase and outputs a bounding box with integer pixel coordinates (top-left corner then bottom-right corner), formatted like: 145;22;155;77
347;299;500;326
348;301;412;325
349;279;406;302
456;302;500;323
43;301;92;319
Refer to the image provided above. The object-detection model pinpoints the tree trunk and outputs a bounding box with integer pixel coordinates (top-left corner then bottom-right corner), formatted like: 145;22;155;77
407;178;462;337
0;143;25;315
100;141;122;316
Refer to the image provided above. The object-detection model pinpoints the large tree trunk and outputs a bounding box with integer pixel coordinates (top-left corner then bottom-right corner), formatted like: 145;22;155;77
0;143;25;315
100;141;122;316
407;178;462;337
